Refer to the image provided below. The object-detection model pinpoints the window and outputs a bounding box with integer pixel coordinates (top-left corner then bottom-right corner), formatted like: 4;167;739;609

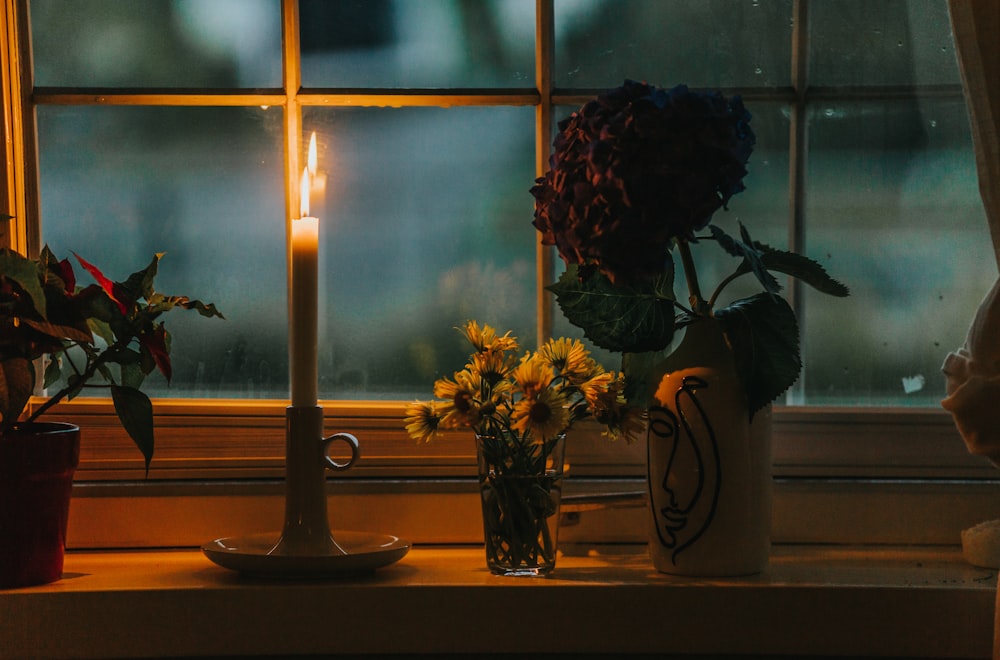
2;1;995;546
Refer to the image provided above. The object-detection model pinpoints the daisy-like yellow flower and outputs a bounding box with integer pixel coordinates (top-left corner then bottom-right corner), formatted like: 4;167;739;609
460;320;518;354
512;353;555;399
584;373;641;442
404;401;443;443
460;368;504;418
434;370;482;428
597;402;644;443
470;348;517;391
539;337;598;384
579;370;616;409
511;387;571;440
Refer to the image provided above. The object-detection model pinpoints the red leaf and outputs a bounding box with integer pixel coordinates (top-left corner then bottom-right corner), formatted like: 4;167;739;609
140;325;172;382
74;253;128;314
57;258;76;293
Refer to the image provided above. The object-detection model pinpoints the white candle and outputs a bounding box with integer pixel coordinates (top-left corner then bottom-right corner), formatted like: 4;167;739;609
291;167;319;408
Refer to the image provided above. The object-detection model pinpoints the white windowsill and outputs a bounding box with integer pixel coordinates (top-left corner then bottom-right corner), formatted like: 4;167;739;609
0;544;995;659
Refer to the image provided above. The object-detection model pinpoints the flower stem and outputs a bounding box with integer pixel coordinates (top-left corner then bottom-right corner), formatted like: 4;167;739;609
708;271;741;309
25;344;120;425
677;239;711;315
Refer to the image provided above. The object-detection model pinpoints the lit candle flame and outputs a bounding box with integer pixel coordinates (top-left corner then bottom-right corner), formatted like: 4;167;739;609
307;132;318;177
300;168;311;218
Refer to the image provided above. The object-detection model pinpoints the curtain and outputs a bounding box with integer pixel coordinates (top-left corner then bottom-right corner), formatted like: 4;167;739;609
945;5;1000;657
942;1;1000;465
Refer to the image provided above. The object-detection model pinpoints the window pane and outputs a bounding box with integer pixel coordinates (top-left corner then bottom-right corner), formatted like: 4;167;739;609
803;98;992;405
30;0;282;88
304;106;536;399
809;0;960;86
300;0;535;88
36;106;287;398
555;0;793;89
690;101;791;310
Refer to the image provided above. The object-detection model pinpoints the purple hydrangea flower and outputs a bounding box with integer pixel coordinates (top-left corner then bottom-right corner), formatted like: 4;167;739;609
531;80;755;284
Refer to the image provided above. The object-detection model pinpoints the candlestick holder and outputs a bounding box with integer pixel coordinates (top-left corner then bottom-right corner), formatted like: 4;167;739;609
202;406;410;578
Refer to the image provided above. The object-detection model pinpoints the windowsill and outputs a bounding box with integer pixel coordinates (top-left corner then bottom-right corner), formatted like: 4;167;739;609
1;544;995;658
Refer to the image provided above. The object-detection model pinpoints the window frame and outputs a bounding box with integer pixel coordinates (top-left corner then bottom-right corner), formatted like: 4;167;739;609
3;0;998;549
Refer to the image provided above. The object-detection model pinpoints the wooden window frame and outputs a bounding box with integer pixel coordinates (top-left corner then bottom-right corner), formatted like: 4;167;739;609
3;0;999;549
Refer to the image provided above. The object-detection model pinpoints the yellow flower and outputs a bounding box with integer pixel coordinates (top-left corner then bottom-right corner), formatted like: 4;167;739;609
599;403;644;443
460;320;518;354
469;349;517;390
404;401;443;443
434;370;482;428
406;322;632;446
512;387;570;440
512;353;555;399
539;337;598;384
579;370;616;409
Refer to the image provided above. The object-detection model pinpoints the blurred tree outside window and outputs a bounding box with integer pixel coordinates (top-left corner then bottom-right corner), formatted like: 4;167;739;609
25;0;991;408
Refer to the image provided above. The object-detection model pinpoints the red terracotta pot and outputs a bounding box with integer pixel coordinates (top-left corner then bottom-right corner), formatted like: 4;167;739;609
0;423;81;589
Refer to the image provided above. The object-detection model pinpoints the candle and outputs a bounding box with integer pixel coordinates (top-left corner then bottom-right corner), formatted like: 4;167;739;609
290;166;319;408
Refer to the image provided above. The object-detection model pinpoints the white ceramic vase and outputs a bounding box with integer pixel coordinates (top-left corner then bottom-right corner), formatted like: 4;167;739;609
645;317;772;576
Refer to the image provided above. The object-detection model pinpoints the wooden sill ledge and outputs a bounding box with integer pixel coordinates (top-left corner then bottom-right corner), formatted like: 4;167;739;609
0;545;995;659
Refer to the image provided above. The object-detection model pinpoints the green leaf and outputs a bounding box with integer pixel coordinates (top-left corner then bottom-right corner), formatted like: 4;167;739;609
87;317;115;346
120;357;146;390
120;253;162;302
111;384;154;473
43;355;62;389
622;349;671;409
180;298;225;319
709;224;781;296
0;249;47;317
79;286;133;341
65;374;87;401
715;293;801;417
754;248;850;297
146;293;225;320
718;224;849;298
548;264;676;353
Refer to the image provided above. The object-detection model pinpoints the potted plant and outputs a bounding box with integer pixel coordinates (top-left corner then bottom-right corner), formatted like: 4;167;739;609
0;240;223;587
404;321;640;576
531;80;849;575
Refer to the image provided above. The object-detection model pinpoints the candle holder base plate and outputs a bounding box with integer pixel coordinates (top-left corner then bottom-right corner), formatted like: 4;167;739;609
202;531;409;579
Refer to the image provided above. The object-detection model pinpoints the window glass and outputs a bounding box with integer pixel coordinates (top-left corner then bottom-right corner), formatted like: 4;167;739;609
554;0;793;89
304;106;537;399
25;0;988;410
30;0;282;88
36;106;287;398
803;98;991;405
689;101;791;311
810;0;961;86
299;0;535;88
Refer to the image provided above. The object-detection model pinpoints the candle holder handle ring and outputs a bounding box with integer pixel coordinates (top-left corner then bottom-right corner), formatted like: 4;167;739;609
323;432;360;471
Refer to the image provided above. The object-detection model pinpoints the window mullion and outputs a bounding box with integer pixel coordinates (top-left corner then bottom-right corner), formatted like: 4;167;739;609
282;0;303;393
2;0;37;254
787;0;810;405
535;0;554;347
